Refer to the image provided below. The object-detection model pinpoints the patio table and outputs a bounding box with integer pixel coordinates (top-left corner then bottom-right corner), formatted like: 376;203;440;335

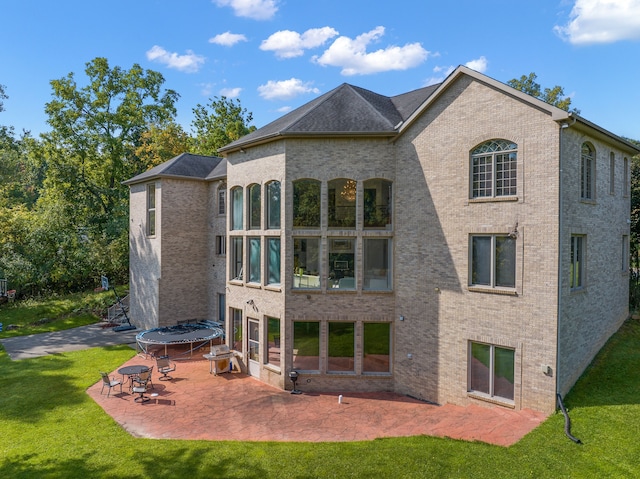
117;365;149;390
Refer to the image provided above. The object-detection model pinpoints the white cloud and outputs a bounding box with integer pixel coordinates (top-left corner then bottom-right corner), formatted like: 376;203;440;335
313;26;429;76
209;31;248;46
220;87;243;98
146;45;205;73
423;65;455;86
465;56;488;73
258;78;320;100
554;0;640;44
260;27;339;59
213;0;278;20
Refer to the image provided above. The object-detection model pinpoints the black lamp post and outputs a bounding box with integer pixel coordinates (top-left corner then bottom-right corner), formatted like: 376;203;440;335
289;370;301;394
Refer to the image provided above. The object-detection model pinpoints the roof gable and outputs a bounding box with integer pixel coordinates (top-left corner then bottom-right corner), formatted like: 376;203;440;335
124;153;224;185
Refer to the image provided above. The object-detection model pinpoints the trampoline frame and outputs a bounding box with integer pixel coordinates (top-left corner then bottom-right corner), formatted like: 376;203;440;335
136;323;224;359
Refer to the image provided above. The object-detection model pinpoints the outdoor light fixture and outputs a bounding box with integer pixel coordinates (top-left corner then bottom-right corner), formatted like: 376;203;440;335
289;370;302;394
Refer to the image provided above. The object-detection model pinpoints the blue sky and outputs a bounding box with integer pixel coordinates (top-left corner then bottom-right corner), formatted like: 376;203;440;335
2;0;640;140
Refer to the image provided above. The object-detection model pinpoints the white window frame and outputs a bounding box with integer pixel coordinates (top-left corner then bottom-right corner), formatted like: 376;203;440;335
218;185;226;216
570;235;585;290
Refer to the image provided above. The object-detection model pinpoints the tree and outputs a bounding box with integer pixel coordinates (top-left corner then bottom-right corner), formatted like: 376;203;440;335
508;72;579;114
0;83;7;112
33;57;179;291
134;121;191;169
190;96;256;155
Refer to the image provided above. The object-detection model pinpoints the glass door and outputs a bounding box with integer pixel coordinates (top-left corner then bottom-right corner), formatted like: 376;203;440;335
248;318;260;377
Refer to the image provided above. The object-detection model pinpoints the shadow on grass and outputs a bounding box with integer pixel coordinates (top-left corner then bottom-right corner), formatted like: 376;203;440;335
564;318;640;408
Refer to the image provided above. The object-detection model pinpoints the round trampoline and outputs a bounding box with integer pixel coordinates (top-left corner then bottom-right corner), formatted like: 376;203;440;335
136;323;224;358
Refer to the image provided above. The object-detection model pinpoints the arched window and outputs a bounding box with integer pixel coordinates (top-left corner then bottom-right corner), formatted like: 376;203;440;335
248;183;261;229
266;181;281;229
363;179;392;228
471;139;517;198
293;179;320;228
230;186;243;230
328;178;356;228
581;143;595;200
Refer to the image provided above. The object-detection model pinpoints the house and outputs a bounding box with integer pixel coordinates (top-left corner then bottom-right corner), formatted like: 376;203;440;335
126;66;639;414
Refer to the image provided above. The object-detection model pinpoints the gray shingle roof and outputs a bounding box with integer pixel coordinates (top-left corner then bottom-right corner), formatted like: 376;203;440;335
123;153;225;185
219;83;440;152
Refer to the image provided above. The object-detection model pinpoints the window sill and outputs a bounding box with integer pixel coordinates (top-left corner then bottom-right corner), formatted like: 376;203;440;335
362;289;393;294
229;280;243;286
468;392;515;409
265;285;282;292
246;282;262;289
264;364;281;374
580;198;597;205
468;196;519;204
468;286;518;296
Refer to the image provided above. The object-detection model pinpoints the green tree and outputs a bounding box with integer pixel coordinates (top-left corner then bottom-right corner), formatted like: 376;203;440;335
190;96;256;155
33;57;179;292
508;72;579;114
134;121;191;169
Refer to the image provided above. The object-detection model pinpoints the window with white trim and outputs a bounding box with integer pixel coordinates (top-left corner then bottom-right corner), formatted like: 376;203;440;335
471;140;517;199
266;237;281;286
248;237;261;283
231;186;243;230
581;143;595;200
470;235;516;289
218;184;226;215
231;237;243;281
266;181;281;229
146;183;156;236
570;235;585;289
469;341;515;402
248;183;261;230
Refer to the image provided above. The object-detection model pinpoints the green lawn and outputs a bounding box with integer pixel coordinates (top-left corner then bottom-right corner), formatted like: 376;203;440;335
1;293;639;478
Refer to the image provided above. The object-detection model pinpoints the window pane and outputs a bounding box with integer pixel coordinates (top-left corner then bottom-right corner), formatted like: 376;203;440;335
571;236;583;289
328;179;356;228
364;238;391;290
495;152;517;196
248;237;260;283
471;236;491;285
293;238;320;288
495;236;516;288
328;238;355;290
218;294;225;324
472;155;493;198
231;187;243;230
363;323;390;373
267;238;281;285
249;184;261;229
231;237;243;280
581;143;594;199
218;186;226;215
469;342;491;395
327;322;355;372
267;317;280;367
232;308;242;351
493;347;515;400
293;321;320;370
364;179;392;228
293;179;320;227
147;184;156;236
267;181;281;229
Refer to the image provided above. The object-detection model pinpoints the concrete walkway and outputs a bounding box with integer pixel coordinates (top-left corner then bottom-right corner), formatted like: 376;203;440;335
0;323;139;360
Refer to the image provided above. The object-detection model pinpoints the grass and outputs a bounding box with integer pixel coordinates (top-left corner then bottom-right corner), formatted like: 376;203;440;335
0;294;639;478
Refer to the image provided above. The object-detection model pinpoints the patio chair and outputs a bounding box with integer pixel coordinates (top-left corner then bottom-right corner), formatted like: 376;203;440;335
132;366;154;390
156;356;176;380
132;379;150;403
100;372;122;397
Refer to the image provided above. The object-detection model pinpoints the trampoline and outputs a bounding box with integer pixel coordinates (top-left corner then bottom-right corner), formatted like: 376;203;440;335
136;322;224;358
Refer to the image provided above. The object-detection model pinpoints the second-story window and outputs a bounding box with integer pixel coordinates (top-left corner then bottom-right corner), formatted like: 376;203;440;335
231;186;243;230
249;184;261;230
471;139;517;199
581;143;595;200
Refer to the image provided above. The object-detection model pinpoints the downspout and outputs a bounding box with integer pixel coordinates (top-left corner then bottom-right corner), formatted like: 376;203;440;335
557;117;581;444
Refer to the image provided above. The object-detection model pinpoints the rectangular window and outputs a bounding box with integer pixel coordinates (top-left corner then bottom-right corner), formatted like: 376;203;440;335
146;183;156;236
293;238;320;289
581;143;595;200
610;152;615;195
570;235;585;289
469;342;514;402
248;319;259;363
364;179;392;228
292;321;320;371
622;235;629;273
267;181;281;229
363;323;391;373
218;187;226;215
231;187;243;230
328;238;355;290
216;235;226;255
232;308;243;351
293;179;321;228
248;237;261;284
218;294;225;325
327;322;355;372
266;238;281;286
364;238;391;290
624;157;629;196
267;317;281;368
231;237;243;281
470;235;516;289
